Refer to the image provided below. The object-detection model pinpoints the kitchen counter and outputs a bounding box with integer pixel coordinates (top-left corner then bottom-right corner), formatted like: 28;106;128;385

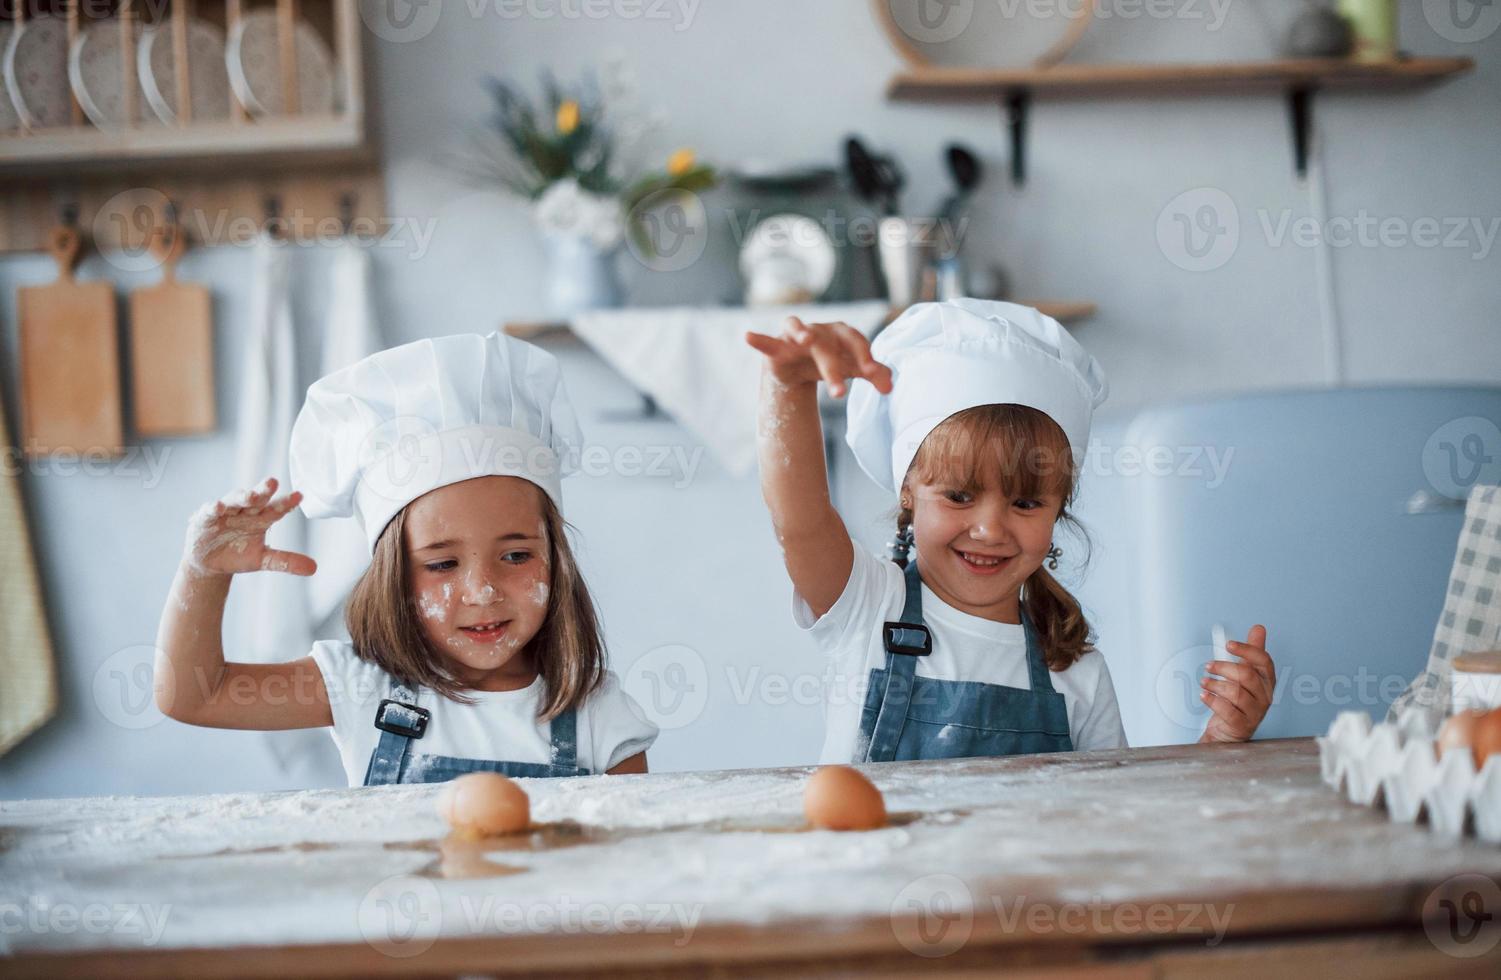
3;739;1499;977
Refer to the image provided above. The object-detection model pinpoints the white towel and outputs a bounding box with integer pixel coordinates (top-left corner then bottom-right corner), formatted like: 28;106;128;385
570;302;890;477
232;234;314;770
305;241;384;629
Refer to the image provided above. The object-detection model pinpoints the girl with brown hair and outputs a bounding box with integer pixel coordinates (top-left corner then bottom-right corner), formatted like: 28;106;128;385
154;333;655;785
747;299;1276;762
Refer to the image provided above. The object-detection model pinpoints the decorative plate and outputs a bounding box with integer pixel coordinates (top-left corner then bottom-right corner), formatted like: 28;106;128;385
226;10;337;117
4;14;73;129
69;18;149;128
0;24;22;132
138;18;233;125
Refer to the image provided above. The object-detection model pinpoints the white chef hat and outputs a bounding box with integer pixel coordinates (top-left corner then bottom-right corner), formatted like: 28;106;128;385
289;332;584;552
846;298;1108;492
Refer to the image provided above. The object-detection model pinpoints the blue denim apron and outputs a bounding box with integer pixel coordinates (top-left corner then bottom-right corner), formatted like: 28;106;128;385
857;561;1074;762
363;681;590;785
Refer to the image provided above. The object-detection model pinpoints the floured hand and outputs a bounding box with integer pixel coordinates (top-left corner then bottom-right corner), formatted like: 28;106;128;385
183;477;317;577
746;316;893;398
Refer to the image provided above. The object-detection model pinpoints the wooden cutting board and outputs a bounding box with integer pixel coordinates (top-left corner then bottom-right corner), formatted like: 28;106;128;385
18;226;124;458
128;222;216;435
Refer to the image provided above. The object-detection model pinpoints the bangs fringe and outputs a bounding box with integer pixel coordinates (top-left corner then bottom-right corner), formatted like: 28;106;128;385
909;405;1077;504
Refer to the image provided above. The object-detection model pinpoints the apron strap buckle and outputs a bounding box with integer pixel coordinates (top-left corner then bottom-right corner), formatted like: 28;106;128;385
374;698;430;739
883;621;932;657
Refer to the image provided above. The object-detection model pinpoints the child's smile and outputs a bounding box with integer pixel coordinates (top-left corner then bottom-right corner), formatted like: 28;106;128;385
403;476;554;691
909;482;1061;622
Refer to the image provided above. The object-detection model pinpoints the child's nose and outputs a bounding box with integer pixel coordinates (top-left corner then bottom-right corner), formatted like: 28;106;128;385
460;568;501;605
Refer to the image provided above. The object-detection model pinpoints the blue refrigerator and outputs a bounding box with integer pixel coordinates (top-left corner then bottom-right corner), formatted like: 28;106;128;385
1070;385;1501;745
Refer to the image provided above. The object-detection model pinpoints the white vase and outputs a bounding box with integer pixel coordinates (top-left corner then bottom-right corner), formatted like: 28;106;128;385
541;234;624;319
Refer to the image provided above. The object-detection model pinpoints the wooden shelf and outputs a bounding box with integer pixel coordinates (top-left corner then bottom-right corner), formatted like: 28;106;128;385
0;116;372;179
887;56;1474;183
888;56;1475;101
504;300;1097;341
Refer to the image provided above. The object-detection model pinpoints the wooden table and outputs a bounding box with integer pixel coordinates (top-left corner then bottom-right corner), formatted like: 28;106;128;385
3;740;1499;977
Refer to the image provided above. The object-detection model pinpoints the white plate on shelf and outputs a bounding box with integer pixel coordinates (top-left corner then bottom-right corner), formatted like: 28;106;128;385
226;10;337;117
138;18;233;125
4;14;73;129
69;18;152;128
0;23;21;132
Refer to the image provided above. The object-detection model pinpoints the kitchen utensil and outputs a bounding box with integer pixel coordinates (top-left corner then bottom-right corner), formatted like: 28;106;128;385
138;17;233;124
4;14;72;129
226;10;337;117
845;136;904;217
877;216;927;309
128;217;216;436
19;226;124;458
935;142;982;280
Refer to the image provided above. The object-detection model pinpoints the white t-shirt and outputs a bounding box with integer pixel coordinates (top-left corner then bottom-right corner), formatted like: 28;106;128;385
794;545;1127;763
310;640;658;786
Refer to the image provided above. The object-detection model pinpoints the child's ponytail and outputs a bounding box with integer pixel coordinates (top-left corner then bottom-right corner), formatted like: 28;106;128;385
1022;562;1094;672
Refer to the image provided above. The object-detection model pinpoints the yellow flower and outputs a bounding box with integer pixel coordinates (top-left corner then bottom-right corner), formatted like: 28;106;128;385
667;148;696;177
556;100;580;135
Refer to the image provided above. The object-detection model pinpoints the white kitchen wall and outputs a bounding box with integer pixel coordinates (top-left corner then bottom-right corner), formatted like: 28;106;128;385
3;0;1497;798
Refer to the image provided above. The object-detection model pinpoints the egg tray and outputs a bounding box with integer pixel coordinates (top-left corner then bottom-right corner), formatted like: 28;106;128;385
1317;712;1501;843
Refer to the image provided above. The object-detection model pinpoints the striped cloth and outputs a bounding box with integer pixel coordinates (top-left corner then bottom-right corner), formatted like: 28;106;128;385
0;384;57;756
1388;484;1501;731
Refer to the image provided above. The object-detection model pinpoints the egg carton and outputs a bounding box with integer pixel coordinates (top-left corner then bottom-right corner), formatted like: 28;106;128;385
1317;711;1501;843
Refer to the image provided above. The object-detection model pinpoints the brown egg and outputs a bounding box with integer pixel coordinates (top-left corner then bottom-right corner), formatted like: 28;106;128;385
804;765;887;831
435;773;530;839
1437;710;1486;760
1472;708;1501;773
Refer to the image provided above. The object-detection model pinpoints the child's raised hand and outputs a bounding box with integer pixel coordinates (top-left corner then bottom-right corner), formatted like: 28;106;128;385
1199;625;1276;743
183;477;317;578
746;316;893;398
